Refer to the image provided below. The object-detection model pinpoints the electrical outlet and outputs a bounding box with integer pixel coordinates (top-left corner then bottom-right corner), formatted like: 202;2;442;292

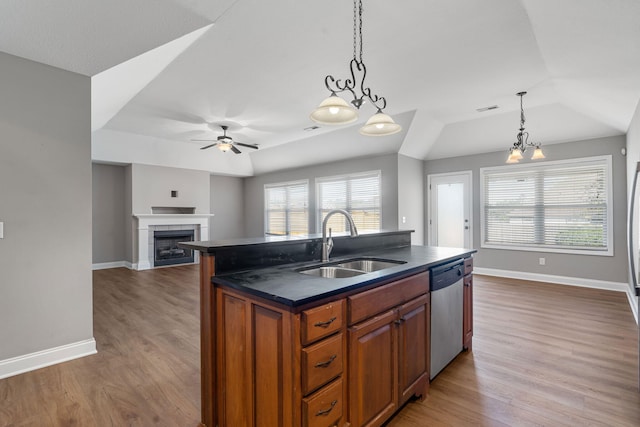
402;216;406;224
539;257;545;266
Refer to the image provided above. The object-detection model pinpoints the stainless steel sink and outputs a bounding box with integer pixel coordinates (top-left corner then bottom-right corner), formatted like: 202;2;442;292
297;266;366;278
296;258;406;278
334;258;405;272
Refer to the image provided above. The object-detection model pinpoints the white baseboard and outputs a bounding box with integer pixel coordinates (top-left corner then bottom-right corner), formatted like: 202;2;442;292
92;261;126;270
92;261;135;270
0;338;97;380
474;267;638;324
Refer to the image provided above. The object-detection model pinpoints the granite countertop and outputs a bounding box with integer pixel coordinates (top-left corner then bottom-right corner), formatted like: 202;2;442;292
211;245;476;308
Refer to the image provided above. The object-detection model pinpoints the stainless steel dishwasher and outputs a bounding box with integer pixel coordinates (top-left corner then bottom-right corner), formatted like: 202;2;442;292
430;258;464;380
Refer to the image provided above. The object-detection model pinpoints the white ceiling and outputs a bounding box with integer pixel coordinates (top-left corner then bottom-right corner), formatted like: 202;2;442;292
2;0;639;176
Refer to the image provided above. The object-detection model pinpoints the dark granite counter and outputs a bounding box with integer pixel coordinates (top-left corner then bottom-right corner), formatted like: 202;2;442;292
211;245;475;308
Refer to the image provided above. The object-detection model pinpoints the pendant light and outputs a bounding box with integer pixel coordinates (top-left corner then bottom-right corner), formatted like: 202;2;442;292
310;0;401;136
506;91;545;163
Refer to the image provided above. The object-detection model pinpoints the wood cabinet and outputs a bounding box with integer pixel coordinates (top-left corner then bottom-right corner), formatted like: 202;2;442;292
347;272;430;427
463;257;473;351
211;269;442;427
215;288;345;427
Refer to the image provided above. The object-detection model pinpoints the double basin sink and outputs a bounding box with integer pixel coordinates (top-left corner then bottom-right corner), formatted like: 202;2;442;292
296;258;406;279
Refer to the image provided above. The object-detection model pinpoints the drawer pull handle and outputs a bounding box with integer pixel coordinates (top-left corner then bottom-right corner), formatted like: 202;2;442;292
316;400;337;416
314;317;337;328
314;354;337;368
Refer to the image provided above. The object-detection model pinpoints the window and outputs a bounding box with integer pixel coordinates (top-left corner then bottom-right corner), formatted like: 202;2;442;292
480;156;612;255
317;171;381;233
264;180;309;236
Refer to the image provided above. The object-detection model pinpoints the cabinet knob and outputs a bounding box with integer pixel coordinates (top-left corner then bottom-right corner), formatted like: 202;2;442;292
316;400;338;417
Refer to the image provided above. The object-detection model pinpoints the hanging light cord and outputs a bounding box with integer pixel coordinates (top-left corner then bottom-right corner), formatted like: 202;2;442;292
323;0;388;112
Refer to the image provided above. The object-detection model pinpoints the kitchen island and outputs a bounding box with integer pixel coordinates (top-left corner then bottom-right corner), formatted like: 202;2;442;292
180;230;475;427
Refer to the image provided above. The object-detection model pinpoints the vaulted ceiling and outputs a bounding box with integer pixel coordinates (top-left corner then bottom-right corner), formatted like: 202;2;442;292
2;0;639;176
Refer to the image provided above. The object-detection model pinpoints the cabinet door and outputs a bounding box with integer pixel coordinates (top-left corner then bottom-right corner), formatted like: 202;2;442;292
348;309;397;427
463;274;473;351
398;294;430;405
217;289;294;427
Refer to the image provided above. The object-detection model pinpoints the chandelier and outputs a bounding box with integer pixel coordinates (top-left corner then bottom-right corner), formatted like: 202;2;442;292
506;91;545;163
310;0;401;136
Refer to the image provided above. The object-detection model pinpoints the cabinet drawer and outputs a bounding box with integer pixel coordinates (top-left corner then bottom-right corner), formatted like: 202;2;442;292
348;272;429;325
302;300;344;345
464;257;473;275
302;333;343;395
302;377;343;427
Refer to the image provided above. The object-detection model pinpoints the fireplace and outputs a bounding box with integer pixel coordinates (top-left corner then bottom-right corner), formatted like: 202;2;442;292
153;230;195;267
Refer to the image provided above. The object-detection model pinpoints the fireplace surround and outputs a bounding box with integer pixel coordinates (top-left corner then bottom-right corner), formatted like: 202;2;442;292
133;214;214;270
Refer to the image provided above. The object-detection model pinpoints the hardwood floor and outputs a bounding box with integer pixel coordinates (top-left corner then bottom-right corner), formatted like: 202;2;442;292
388;275;640;427
0;268;638;426
0;266;202;426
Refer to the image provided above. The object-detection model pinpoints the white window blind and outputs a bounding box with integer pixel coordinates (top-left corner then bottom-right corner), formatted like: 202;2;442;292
481;156;612;255
317;171;381;233
264;180;309;236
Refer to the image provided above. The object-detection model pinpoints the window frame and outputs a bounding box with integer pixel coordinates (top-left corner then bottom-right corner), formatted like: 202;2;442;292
480;155;613;256
263;179;309;237
315;170;382;233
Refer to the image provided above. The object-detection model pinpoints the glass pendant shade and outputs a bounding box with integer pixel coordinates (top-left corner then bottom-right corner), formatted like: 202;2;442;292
531;146;546;160
359;112;401;136
310;95;358;125
506;148;523;163
218;143;232;152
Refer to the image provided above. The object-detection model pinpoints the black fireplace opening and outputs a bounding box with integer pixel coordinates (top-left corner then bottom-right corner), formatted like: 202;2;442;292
154;229;195;267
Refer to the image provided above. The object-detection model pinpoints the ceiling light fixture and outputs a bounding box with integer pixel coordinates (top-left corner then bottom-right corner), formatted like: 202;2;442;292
310;0;400;136
506;91;545;163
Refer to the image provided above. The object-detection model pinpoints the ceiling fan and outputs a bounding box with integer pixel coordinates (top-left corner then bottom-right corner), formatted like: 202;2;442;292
192;125;259;154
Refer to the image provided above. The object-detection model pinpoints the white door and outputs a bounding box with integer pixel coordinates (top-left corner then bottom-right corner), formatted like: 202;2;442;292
428;172;472;248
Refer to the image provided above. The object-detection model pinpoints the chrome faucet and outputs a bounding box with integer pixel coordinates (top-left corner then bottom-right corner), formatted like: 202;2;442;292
322;209;359;262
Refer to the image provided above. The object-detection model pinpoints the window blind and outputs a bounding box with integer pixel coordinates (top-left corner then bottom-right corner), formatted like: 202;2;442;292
264;180;309;236
481;156;612;254
317;171;381;233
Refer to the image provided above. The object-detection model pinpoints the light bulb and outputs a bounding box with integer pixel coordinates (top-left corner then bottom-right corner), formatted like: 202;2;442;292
375;123;384;129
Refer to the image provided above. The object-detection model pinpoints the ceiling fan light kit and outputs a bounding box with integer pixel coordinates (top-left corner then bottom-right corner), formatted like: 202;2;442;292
194;125;259;154
310;0;401;136
506;91;545;164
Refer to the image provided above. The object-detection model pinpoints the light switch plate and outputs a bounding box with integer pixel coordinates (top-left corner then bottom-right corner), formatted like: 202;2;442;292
0;222;3;239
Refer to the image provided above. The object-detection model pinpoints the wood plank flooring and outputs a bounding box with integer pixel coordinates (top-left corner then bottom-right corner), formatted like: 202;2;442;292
0;267;638;426
0;266;201;426
388;275;640;427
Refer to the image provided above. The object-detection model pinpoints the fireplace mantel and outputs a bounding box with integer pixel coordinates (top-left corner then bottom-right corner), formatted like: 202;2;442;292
133;213;214;270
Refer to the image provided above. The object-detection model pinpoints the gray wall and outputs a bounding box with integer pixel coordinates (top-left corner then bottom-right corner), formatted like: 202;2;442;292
92;164;126;264
244;154;400;238
131;164;210;214
210;175;246;239
425;136;628;283
397;154;425;245
0;52;93;360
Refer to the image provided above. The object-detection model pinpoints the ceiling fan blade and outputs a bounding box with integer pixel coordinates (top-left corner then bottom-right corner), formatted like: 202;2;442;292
235;142;259;150
200;143;219;150
231;145;241;154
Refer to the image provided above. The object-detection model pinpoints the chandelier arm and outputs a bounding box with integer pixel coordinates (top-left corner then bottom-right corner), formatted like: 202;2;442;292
324;74;358;102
